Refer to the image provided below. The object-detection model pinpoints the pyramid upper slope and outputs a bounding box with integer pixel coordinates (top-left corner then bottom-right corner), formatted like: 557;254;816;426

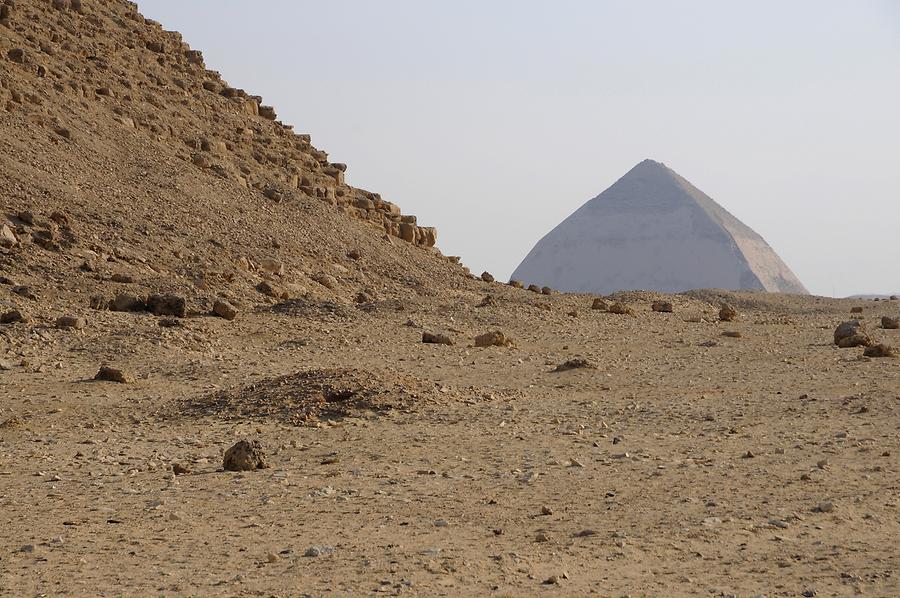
512;160;807;295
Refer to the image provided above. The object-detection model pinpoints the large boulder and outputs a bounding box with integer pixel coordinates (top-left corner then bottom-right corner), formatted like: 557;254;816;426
398;222;416;243
834;320;872;348
418;227;437;247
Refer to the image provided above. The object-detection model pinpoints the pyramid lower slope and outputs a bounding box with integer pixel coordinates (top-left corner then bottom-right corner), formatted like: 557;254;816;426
512;160;808;295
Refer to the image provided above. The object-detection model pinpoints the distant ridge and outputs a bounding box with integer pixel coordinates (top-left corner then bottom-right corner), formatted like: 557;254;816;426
512;159;808;295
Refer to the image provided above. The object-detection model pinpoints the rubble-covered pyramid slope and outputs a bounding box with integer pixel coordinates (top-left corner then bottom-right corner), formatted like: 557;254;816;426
512;159;808;295
1;0;466;316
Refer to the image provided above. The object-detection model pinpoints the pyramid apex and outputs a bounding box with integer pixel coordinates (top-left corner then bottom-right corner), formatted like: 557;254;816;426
631;158;668;172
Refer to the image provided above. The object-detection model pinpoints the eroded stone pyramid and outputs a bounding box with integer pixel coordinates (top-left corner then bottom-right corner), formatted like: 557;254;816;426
512;159;808;295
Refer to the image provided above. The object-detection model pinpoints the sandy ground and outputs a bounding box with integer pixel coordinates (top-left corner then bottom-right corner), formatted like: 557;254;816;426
1;288;898;597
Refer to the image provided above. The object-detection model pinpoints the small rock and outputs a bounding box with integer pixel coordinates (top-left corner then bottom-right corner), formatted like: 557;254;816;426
719;303;738;322
882;316;899;330
223;440;269;472
863;344;895;358
722;330;742;338
94;366;129;384
346;249;362;260
11;285;36;300
651;301;674;313
259;258;285;276
7;48;25;64
0;309;25;324
256;280;284;298
304;545;334;557
109;293;146;313
527;284;541;294
540;506;553;516
814;501;835;513
110;273;134;284
591;298;609;311
88;295;108;310
475;330;513;348
422;332;453;346
608;302;634;316
212;299;238;321
553;358;596;372
146;293;186;318
55;316;86;330
477;295;497;308
480;272;495;283
0;224;18;248
850;306;864;314
312;273;338;290
508;280;524;289
541;286;552;295
172;463;192;475
354;291;374;304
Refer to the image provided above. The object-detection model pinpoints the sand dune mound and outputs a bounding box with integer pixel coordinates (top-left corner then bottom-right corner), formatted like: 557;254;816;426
180;368;445;425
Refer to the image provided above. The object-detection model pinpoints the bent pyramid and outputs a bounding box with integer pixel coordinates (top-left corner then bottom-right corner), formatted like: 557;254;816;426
512;160;808;295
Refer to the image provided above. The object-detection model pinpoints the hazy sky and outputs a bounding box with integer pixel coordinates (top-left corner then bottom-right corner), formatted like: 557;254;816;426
138;1;900;297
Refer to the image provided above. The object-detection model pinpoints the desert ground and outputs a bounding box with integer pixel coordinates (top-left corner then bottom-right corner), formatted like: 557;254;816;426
1;1;898;596
2;287;898;597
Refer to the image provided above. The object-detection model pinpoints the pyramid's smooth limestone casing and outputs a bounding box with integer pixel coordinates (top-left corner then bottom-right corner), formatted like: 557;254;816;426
512;160;808;295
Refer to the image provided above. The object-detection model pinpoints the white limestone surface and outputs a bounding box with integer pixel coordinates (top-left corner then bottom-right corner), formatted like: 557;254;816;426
512;160;808;295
